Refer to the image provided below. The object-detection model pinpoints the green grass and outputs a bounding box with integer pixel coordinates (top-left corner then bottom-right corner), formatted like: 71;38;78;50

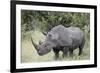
21;30;90;63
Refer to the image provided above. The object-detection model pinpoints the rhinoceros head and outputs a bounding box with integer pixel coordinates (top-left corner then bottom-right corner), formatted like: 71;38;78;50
31;32;59;56
31;37;52;56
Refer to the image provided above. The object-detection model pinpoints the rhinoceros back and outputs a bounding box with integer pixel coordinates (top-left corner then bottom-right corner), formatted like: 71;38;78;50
67;26;84;43
49;25;72;46
66;26;85;48
49;25;84;47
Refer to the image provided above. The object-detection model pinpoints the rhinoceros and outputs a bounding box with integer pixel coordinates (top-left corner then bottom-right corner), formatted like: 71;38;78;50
31;25;85;59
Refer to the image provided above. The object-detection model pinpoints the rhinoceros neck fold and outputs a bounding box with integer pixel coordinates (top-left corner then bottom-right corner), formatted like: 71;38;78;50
31;37;38;50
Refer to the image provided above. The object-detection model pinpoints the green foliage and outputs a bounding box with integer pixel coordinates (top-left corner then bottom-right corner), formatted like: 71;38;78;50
21;10;90;37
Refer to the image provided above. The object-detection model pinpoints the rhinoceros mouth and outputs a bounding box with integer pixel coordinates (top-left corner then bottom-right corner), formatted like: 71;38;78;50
38;52;45;56
38;49;51;56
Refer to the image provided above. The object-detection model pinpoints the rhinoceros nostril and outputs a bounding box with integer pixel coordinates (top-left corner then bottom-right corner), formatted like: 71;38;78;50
38;51;42;55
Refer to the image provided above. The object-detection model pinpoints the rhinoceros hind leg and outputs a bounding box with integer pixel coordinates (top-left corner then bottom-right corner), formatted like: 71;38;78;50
69;49;74;57
79;46;84;55
79;40;85;55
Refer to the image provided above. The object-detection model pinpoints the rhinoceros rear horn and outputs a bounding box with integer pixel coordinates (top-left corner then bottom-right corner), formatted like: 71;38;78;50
31;37;38;50
42;31;47;35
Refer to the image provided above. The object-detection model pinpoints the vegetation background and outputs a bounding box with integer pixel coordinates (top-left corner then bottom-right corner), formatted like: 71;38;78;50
21;10;90;63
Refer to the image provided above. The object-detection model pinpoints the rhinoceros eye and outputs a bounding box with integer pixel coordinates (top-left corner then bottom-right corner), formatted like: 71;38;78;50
44;43;49;47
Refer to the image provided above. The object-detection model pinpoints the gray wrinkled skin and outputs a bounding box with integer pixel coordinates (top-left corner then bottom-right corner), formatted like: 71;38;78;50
31;25;85;59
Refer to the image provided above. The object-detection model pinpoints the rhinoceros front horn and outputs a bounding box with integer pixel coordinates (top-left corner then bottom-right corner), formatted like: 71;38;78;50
31;37;38;51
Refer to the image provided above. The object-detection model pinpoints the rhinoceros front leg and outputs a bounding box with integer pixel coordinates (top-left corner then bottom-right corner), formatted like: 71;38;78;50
62;47;69;58
53;48;60;60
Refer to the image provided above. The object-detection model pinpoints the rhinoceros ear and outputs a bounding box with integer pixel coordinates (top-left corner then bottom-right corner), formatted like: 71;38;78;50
49;33;59;40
